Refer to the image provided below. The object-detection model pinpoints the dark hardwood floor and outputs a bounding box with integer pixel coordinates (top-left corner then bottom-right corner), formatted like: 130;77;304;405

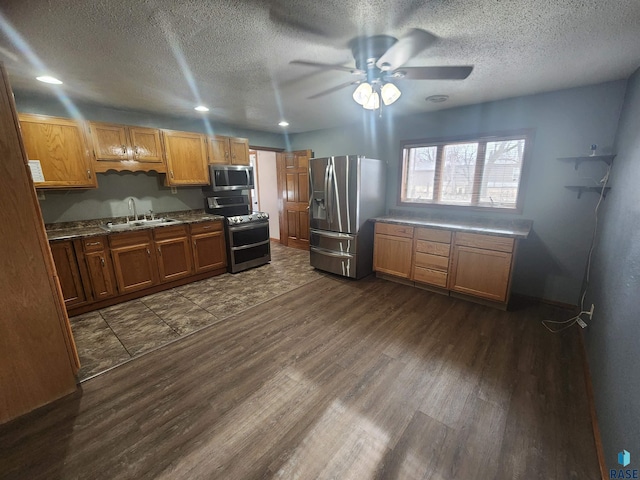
0;274;599;479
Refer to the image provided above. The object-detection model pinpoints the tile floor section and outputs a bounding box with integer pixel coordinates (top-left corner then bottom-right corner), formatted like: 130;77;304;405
71;242;323;380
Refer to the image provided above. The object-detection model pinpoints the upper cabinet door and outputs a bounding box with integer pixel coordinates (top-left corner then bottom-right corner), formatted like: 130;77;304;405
18;113;97;188
207;135;230;164
88;121;166;173
88;122;129;161
162;130;209;185
128;126;163;163
229;137;249;165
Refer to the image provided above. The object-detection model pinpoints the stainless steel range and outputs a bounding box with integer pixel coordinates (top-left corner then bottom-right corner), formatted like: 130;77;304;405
204;194;271;273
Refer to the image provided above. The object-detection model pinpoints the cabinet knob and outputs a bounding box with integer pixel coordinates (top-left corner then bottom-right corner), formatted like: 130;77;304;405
170;170;174;178
134;146;140;156
146;248;151;256
87;169;92;179
100;257;105;267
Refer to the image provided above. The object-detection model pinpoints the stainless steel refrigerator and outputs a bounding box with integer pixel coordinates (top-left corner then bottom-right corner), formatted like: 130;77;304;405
309;155;386;279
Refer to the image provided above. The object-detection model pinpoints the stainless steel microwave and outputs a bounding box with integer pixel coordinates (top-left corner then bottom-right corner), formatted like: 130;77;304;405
208;165;254;191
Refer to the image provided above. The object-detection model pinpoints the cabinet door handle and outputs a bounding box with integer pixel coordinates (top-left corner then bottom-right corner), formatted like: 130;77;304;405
157;247;161;256
134;146;139;156
100;257;105;267
170;170;174;178
122;145;127;155
146;248;151;256
193;240;197;249
87;169;92;179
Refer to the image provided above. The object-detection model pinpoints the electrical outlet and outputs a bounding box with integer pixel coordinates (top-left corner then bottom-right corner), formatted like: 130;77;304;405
577;318;587;328
170;187;177;194
588;304;595;319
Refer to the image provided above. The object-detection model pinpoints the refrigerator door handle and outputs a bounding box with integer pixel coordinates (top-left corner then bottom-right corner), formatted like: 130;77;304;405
324;163;333;224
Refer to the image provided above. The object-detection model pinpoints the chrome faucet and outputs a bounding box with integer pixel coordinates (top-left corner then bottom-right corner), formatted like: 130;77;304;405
127;197;138;221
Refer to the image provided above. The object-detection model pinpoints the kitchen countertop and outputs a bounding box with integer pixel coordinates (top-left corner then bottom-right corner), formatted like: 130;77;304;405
373;212;532;239
46;209;225;241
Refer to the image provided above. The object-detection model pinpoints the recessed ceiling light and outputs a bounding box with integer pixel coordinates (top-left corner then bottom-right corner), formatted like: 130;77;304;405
36;76;63;85
426;95;449;103
194;105;209;112
278;121;289;127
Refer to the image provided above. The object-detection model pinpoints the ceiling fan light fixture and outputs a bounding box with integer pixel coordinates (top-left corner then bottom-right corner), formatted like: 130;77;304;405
381;82;401;105
352;82;373;106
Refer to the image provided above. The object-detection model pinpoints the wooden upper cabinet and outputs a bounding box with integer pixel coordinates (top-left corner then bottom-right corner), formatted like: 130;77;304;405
162;129;210;185
208;135;249;165
88;121;164;172
18;113;97;188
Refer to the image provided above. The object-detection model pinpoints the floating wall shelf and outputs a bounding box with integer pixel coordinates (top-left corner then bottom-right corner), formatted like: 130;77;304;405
565;185;611;199
557;154;616;170
558;153;615;199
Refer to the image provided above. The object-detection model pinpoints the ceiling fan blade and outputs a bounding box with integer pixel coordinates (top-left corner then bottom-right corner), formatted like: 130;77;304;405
290;60;364;75
376;29;437;71
391;66;474;80
308;80;361;99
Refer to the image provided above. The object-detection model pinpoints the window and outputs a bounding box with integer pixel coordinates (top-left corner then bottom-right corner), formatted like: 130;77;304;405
399;131;532;211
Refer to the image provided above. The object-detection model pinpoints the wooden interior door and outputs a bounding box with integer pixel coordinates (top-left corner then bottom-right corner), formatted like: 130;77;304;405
0;63;79;424
277;150;311;250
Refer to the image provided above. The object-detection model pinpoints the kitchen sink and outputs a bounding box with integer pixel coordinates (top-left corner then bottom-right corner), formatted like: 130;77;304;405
100;218;180;232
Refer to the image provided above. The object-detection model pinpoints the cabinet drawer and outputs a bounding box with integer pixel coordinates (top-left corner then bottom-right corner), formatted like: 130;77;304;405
453;232;514;253
190;221;223;235
375;222;414;238
109;229;152;248
413;266;448;287
415;239;450;257
415;227;451;243
153;224;188;240
414;252;449;270
82;236;108;252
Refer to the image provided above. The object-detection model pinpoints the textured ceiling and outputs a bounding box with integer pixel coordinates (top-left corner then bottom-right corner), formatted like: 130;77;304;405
0;0;639;133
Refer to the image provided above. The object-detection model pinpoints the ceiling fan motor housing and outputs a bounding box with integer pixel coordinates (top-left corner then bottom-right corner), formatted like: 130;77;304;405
350;35;397;75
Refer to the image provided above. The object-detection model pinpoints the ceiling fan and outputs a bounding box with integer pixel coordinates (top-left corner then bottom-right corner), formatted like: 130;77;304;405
290;29;473;111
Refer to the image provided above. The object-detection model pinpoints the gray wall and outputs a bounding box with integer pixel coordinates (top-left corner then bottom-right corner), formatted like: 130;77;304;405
585;68;640;469
291;81;627;304
14;92;286;223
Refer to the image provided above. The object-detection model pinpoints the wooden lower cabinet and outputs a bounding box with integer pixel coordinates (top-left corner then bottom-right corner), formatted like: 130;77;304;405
50;240;88;307
154;225;193;282
448;232;515;303
373;223;414;278
109;231;158;294
81;236;116;300
374;221;519;308
191;221;227;272
49;219;227;315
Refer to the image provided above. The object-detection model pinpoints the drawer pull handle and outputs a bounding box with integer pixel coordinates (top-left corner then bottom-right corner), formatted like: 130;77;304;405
202;225;211;230
86;241;101;246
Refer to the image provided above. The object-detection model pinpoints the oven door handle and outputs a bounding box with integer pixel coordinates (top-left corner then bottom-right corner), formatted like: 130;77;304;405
230;239;271;251
227;221;269;232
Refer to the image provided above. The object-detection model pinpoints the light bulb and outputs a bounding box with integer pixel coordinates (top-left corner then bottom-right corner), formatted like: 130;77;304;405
363;91;380;110
381;83;401;105
352;82;372;106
